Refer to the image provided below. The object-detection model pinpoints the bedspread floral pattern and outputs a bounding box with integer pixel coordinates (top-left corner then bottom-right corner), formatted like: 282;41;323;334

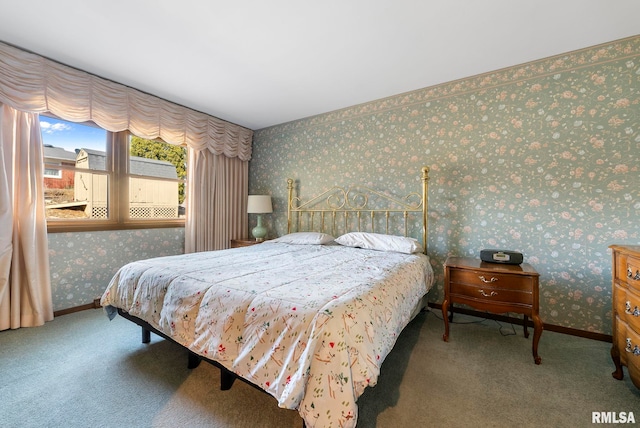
101;243;433;428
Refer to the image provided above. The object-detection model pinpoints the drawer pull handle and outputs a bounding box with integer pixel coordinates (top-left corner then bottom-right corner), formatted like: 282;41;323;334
625;301;640;317
628;267;640;281
625;338;640;357
479;289;498;297
479;276;498;283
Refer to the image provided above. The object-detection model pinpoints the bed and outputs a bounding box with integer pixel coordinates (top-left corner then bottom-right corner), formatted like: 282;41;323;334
101;167;433;428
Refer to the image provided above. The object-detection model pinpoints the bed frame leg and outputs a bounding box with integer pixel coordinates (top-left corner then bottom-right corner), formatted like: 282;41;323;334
220;368;236;390
141;327;151;344
188;352;202;369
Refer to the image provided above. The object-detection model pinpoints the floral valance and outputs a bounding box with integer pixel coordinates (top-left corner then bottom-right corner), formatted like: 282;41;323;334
0;42;252;160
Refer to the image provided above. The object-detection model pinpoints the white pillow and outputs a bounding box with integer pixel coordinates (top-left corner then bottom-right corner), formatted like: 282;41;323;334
270;232;335;245
335;232;423;254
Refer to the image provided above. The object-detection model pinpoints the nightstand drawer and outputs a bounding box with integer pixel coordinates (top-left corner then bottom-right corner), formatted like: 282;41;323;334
449;269;534;293
450;281;533;305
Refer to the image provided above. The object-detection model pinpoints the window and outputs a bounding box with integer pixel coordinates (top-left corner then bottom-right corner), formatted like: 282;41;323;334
41;116;186;231
127;135;186;220
42;118;108;224
43;166;63;179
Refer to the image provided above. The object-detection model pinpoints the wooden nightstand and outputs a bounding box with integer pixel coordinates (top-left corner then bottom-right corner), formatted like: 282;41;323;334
230;239;263;248
442;256;543;364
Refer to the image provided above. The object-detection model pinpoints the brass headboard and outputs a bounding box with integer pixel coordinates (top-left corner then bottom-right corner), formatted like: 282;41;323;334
287;166;430;254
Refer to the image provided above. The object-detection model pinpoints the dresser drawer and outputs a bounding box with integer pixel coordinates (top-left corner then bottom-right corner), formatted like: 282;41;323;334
614;251;640;282
617;317;629;366
625;255;640;290
615;283;629;317
618;284;640;333
616;318;640;389
449;269;535;292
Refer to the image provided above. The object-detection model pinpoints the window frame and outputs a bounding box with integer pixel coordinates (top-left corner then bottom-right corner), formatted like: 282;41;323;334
43;165;63;179
44;118;186;233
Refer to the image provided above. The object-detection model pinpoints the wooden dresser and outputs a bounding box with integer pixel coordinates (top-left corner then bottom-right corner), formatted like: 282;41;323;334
442;256;543;364
610;245;640;389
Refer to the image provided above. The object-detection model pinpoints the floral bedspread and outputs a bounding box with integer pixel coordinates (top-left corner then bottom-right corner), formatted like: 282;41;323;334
101;242;433;428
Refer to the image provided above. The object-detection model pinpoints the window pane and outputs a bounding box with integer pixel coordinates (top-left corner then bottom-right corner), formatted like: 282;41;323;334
44;167;62;178
128;136;186;219
129;176;179;219
41;117;108;220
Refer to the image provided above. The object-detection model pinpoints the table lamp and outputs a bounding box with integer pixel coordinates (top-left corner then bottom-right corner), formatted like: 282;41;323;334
247;195;273;241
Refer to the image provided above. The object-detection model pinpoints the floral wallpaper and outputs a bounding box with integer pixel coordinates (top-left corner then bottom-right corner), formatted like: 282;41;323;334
250;36;640;335
48;228;184;311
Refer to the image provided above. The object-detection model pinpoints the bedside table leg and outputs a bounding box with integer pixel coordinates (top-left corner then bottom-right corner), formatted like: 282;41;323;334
532;314;543;364
523;314;529;338
441;299;450;342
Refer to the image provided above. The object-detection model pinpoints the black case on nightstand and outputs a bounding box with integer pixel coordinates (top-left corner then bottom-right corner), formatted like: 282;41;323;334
480;249;523;265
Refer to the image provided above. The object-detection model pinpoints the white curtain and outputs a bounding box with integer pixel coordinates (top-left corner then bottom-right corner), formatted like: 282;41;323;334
185;150;248;252
0;104;53;330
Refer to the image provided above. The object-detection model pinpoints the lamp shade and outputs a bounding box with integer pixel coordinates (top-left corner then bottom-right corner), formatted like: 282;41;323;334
247;195;273;214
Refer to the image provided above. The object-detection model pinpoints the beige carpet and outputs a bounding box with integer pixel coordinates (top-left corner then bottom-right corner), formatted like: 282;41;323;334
0;308;638;427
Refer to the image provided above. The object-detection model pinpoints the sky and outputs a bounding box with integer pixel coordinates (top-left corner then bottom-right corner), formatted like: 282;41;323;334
39;116;107;153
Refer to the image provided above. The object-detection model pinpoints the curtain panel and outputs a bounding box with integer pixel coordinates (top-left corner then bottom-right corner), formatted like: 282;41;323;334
185;151;248;253
0;104;54;330
0;42;253;159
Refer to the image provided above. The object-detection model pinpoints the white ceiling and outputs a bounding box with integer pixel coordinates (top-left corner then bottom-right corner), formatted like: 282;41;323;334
0;1;638;130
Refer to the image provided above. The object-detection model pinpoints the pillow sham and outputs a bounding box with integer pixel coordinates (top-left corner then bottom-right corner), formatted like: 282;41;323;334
270;232;335;245
335;232;423;254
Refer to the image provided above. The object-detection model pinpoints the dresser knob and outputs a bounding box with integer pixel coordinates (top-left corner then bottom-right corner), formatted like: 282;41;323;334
479;289;498;297
479;276;498;283
625;301;640;317
629;267;640;280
